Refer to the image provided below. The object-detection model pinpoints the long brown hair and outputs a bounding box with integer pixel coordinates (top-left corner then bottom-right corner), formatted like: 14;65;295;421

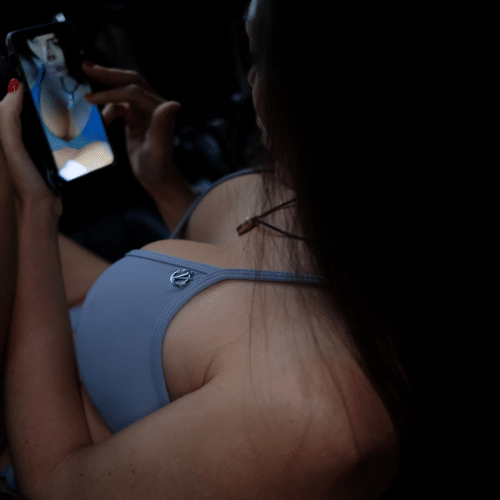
229;0;426;494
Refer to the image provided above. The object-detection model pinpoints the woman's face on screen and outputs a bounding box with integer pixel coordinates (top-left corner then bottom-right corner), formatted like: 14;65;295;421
27;34;68;76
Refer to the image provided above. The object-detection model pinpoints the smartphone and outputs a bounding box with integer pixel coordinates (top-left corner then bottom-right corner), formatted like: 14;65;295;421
5;21;115;193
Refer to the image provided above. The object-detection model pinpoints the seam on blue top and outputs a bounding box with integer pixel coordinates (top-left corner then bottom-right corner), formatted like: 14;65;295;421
126;249;326;281
126;249;222;273
169;167;261;239
149;265;327;406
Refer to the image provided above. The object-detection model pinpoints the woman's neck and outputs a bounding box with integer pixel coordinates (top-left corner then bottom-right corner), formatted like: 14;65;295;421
235;180;315;274
42;70;77;110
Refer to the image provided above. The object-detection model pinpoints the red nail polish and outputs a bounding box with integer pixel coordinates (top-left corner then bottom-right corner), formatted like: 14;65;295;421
84;93;93;100
8;78;20;93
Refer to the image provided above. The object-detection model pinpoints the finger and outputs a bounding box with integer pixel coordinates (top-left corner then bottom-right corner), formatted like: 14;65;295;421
147;101;182;146
101;101;149;131
100;102;130;127
0;80;23;130
85;84;162;114
0;83;29;164
82;62;156;94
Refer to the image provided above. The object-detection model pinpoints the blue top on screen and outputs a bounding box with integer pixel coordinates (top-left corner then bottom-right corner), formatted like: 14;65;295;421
31;64;107;152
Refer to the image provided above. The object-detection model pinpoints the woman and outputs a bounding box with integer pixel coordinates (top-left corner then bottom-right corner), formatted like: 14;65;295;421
20;32;112;179
0;0;421;498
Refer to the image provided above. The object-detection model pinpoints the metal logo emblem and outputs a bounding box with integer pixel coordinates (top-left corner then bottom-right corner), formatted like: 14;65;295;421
170;269;194;288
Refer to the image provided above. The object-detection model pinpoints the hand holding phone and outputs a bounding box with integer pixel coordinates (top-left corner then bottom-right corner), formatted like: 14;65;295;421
81;63;182;191
0;81;63;211
5;21;116;193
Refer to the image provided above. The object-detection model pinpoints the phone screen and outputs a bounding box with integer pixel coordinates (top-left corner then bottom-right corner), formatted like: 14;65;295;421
17;31;114;182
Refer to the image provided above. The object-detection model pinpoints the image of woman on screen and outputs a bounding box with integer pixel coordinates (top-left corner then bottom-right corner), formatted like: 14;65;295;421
19;33;113;181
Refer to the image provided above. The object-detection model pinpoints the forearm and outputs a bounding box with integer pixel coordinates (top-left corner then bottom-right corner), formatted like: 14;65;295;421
141;166;198;234
5;201;91;496
58;233;112;308
0;163;17;340
0;160;17;453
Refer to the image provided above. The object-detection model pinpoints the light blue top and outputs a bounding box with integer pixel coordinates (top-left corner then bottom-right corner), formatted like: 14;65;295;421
74;168;325;433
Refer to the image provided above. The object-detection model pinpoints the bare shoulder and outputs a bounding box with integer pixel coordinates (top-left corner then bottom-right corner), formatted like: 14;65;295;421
184;171;263;245
141;238;240;268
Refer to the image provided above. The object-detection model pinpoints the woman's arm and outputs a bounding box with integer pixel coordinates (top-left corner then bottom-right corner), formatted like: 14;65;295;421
0;137;17;455
5;201;93;494
140;167;198;233
0;140;17;342
58;233;112;308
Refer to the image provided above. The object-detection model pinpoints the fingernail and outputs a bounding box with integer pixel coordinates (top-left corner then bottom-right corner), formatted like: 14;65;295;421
83;60;95;67
84;93;93;100
8;78;20;93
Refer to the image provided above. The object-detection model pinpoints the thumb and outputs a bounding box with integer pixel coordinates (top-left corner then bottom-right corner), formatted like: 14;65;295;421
1;78;24;115
148;101;181;144
0;79;25;151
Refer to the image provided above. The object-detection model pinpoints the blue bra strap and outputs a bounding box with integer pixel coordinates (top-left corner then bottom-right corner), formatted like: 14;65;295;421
147;259;326;409
169;167;261;239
